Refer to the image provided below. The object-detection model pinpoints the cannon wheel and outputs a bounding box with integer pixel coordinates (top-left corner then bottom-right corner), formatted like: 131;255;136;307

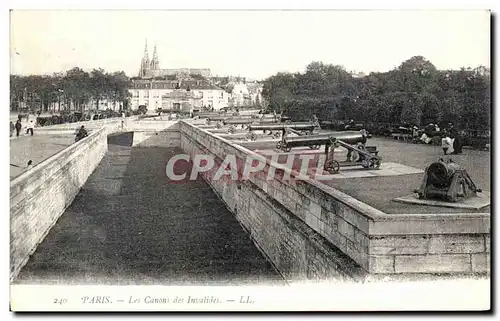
276;141;283;150
273;131;281;139
309;144;321;150
324;159;340;174
250;133;257;141
368;157;381;170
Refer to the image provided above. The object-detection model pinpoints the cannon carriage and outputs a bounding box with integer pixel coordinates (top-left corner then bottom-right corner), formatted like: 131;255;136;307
246;122;318;142
244;115;320;139
212;116;282;134
414;158;481;202
280;131;381;174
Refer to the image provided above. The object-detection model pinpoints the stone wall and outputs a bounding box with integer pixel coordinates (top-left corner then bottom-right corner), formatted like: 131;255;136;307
179;121;490;278
10;127;108;281
129;120;181;147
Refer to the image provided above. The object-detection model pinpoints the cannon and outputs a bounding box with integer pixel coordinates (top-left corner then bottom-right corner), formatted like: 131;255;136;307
258;118;280;124
221;118;254;133
246;122;318;141
223;118;254;125
198;112;222;119
414;158;482;202
208;115;234;122
281;131;381;174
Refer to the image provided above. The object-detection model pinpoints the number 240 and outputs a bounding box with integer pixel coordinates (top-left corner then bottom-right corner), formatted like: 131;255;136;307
53;298;67;305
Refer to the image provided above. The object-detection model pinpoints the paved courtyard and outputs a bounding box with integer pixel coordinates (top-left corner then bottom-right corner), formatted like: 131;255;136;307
237;135;491;215
10;134;75;179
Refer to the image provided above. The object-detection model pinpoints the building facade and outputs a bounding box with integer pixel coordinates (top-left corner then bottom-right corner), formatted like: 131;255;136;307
129;79;228;111
129;41;228;111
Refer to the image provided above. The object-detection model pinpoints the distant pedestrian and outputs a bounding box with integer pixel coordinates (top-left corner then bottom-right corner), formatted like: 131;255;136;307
10;121;14;137
411;126;419;139
441;133;453;155
450;128;463;155
26;160;33;171
345;119;355;131
75;125;88;142
26;121;34;136
15;120;22;137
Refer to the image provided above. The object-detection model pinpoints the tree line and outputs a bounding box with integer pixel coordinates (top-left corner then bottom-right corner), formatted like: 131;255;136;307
261;56;491;131
10;67;131;113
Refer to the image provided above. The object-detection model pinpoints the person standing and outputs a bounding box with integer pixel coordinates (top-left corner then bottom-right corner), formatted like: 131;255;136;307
15;120;22;137
10;121;14;137
26;120;34;136
451;128;463;154
441;132;454;155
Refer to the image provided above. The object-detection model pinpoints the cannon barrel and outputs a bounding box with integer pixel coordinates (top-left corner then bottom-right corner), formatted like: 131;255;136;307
427;160;462;185
198;112;222;118
260;114;278;119
223;118;254;125
284;131;366;147
248;122;316;132
207;116;233;121
257;118;279;124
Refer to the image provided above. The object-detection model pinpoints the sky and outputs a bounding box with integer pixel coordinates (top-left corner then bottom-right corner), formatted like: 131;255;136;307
9;10;491;80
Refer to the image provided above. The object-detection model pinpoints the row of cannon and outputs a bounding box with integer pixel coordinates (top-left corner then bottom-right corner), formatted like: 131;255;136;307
201;115;380;174
198;112;483;203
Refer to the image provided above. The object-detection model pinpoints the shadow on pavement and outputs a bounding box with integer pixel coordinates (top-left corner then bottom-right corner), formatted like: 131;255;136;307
107;132;134;147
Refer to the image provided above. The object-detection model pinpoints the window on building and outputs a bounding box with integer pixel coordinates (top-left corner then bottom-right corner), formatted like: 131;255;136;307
144;91;150;98
132;91;139;98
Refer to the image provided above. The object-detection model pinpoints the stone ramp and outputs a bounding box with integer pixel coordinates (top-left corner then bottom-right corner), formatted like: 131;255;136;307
15;141;283;285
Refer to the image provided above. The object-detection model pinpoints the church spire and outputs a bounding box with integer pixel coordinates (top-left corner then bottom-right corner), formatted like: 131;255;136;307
139;38;151;77
143;38;149;62
151;43;160;71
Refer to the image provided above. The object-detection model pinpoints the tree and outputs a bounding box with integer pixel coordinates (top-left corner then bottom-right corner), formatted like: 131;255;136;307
90;68;107;110
10;67;131;113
